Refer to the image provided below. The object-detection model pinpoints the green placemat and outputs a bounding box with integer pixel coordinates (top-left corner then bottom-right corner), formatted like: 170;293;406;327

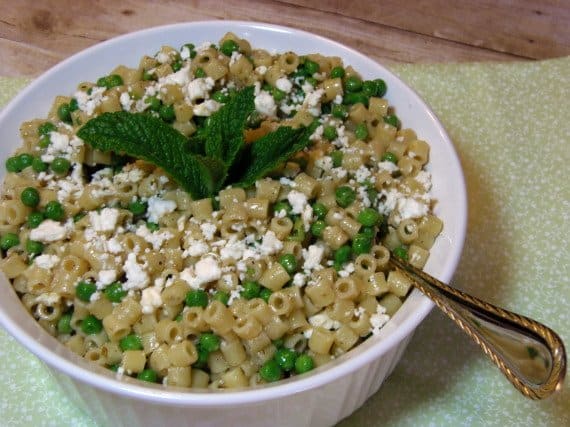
1;57;569;426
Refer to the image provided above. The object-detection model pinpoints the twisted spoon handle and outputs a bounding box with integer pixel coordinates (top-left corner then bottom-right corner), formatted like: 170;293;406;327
389;255;566;399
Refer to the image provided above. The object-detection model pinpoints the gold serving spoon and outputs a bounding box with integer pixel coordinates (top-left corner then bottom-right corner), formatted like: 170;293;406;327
389;255;566;399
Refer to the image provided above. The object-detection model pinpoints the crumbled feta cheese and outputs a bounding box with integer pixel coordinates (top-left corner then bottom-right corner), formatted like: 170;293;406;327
120;92;133;111
141;287;163;314
310;124;324;142
156;51;171;64
309;312;341;330
303;88;324;116
302;244;325;272
147;196;177;223
200;223;217;241
187;77;215;101
338;262;355;278
275;77;293;93
229;51;243;67
29;220;69;243
254;91;277;117
255;65;268;75
89;208;120;232
287;190;308;214
184;240;209;257
293;273;306;287
378;161;399;173
74;86;107;116
414;171;432;191
193;99;221;116
315;155;333;171
113;167;144;185
97;270;117;289
159;65;190;87
220;238;246;261
123;253;149;290
181;256;222;289
259;231;283;256
394;197;429;224
136;225;173;250
180;45;192;60
34;254;60;270
370;305;390;335
354;165;372;183
41;132;83;163
106;237;123;254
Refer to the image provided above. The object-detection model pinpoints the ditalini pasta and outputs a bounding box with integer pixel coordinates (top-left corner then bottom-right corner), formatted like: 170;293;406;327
0;32;442;388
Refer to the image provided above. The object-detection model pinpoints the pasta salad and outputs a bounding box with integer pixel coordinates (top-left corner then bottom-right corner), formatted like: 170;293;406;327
0;32;442;389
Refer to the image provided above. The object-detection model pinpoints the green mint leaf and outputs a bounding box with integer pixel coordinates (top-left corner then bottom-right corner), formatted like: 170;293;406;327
203;86;255;166
235;120;320;187
77;111;223;199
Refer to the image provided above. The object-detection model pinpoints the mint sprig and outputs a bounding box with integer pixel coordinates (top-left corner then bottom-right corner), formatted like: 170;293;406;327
77;86;316;199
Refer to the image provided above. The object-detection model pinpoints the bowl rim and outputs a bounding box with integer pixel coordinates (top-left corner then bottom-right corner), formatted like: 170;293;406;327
0;20;467;406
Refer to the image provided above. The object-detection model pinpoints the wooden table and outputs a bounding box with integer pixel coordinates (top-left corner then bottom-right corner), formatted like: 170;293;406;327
1;0;569;77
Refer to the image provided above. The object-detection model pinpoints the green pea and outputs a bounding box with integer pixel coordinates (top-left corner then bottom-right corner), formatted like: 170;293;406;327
334;245;352;265
104;282;127;303
171;60;183;72
76;281;97;302
193;346;209;369
310;220;326;237
51;157;71;175
68;98;79;112
199;333;221;353
357;207;380;227
142;70;156;81
374;79;387;97
259;359;282;382
279;254;298;275
5;156;23;173
272;87;286;102
81;315;103;335
352;233;372;255
331;104;348;119
119;334;143;351
361;226;376;239
97;74;123;89
159;104;176;122
344;76;363;93
145;96;161;112
383;114;399;128
211;90;229;103
57;103;72;123
185;289;208;307
0;233;20;250
44;200;65;221
25;239;44;255
241;281;261;300
274;348;297;371
312;203;328;220
343;92;369;107
294;354;314;374
355;123;369;140
259;287;272;303
212;290;230;305
303;59;320;75
393;246;409;261
38;135;51;148
220;39;240;56
362;80;378;97
335;186;356;208
330;66;345;79
128;199;147;216
330;151;343;168
381;152;398;164
38;122;57;136
273;200;293;217
57;313;73;334
137;369;158;383
18;154;34;169
288;218;306;242
27;211;44;229
21;187;40;208
32;157;48;173
305;76;318;87
146;222;159;232
323;125;338;141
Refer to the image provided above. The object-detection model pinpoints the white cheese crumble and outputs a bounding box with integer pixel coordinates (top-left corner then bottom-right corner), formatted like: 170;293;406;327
29;220;69;243
89;208;120;232
302;244;325;272
370;305;390;335
187;77;215;101
97;269;117;289
141;287;163;314
34;254;60;270
259;231;283;256
181;256;222;289
287;190;308;214
193;99;221;116
147;197;177;223
136;225;173;250
74;86;107;116
275;77;293;93
309;312;341;330
123;253;149;290
254;91;277;117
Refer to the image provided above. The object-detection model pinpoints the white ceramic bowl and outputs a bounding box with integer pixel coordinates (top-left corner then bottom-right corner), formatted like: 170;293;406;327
0;21;467;427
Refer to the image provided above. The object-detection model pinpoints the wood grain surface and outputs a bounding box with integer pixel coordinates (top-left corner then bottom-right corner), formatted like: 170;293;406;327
1;0;568;77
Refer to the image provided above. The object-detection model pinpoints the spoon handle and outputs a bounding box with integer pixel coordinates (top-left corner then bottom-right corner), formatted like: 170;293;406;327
389;255;567;399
